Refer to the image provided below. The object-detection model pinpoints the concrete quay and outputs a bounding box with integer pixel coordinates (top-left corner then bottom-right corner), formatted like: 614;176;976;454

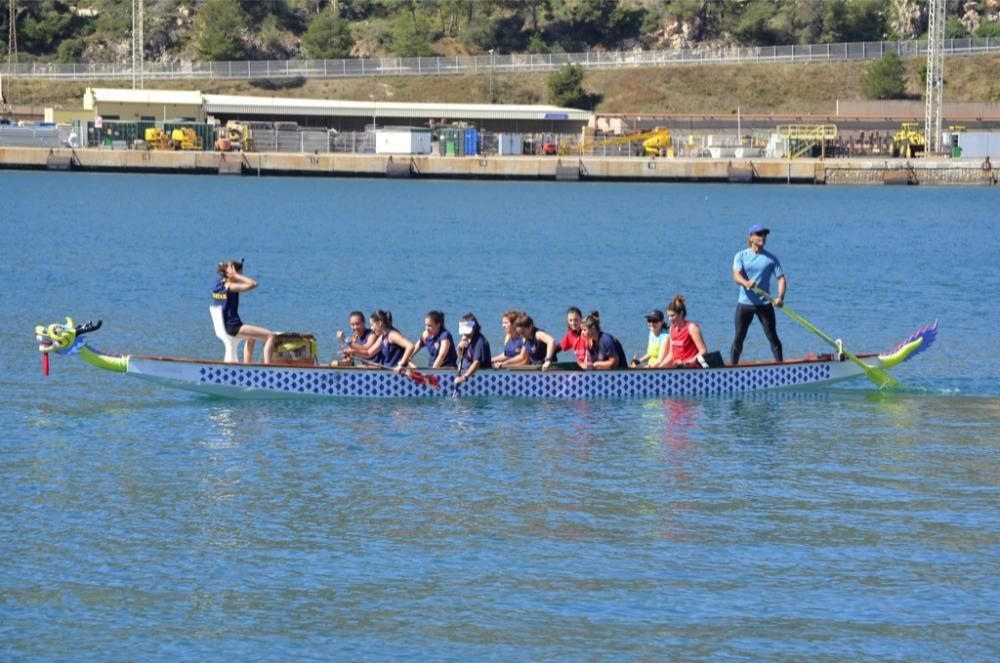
1;147;996;185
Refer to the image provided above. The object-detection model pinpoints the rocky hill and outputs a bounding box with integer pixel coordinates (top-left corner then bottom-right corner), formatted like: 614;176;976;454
3;0;999;66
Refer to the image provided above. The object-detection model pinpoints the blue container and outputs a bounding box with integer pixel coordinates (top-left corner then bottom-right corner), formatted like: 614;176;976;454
464;128;479;156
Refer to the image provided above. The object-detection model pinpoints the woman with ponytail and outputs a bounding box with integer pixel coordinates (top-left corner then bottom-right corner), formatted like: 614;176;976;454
655;295;708;368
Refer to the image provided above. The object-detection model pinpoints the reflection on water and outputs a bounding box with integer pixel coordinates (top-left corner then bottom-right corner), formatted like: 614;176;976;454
203;406;243;449
638;398;699;478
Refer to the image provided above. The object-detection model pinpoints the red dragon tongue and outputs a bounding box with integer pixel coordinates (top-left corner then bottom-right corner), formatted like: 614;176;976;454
43;353;50;377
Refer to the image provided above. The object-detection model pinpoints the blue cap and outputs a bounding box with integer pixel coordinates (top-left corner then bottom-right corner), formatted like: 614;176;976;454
748;223;770;236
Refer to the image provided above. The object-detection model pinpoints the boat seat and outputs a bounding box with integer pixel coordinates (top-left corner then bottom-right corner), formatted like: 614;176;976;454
210;305;240;363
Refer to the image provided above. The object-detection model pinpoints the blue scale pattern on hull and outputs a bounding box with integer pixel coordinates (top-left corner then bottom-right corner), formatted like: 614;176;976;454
197;363;834;399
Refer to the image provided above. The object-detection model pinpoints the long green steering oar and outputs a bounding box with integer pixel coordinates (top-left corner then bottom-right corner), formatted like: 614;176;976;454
752;286;899;390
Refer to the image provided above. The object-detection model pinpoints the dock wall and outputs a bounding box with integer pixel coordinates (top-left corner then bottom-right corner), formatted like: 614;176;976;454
0;147;996;185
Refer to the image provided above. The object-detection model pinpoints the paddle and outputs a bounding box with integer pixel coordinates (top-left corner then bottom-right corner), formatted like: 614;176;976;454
408;368;441;390
452;353;464;398
751;286;899;390
358;359;440;389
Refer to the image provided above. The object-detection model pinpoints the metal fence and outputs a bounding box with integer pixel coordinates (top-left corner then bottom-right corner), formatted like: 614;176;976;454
3;122;906;159
2;37;997;82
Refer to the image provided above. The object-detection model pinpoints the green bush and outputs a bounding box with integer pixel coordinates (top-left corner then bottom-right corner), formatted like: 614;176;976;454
945;17;968;39
55;38;86;64
860;53;906;100
546;64;602;110
249;76;306;91
974;21;1000;39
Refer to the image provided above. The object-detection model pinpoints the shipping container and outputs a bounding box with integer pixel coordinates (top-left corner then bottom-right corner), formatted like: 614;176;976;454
497;133;523;156
436;128;465;156
956;132;1000;158
375;127;433;155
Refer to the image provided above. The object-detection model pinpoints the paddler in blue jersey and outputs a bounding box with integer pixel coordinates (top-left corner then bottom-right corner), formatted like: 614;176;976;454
579;312;627;370
334;310;376;366
455;313;492;386
411;310;458;368
211;259;276;364
731;224;786;364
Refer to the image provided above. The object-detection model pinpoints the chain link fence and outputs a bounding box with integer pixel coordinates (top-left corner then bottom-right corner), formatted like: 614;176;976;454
2;38;997;82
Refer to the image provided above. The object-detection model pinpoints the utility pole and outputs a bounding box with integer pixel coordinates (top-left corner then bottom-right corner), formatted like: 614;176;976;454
132;0;144;89
925;0;945;153
4;0;17;114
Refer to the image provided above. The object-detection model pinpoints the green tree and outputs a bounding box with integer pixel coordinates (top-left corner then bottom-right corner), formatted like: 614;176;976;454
546;63;602;109
91;1;130;42
550;0;616;50
390;13;436;57
945;16;968;39
732;0;779;45
844;0;887;42
55;37;86;63
194;0;247;61
239;0;292;29
257;14;285;57
527;32;552;54
302;7;353;59
19;0;76;54
458;5;529;54
607;2;647;48
860;53;906;100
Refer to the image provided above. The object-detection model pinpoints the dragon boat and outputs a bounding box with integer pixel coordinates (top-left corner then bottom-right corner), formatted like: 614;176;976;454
35;317;938;400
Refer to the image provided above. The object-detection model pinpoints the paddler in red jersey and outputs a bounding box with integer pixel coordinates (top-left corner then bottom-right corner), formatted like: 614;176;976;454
655;294;708;368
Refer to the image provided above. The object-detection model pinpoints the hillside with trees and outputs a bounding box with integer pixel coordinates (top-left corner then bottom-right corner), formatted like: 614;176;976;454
3;0;1000;65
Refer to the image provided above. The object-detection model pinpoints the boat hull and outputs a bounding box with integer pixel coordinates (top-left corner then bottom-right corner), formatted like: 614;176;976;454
125;355;872;399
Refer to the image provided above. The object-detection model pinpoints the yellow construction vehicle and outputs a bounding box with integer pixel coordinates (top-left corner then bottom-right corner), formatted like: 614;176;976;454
641;128;673;156
170;127;203;151
225;121;253;152
889;122;925;158
568;127;672;157
144;127;171;149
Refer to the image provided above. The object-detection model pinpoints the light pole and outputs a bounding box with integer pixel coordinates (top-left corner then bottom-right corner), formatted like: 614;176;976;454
488;49;495;102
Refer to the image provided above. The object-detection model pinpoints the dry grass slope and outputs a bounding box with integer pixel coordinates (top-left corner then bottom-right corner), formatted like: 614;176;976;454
8;53;1000;115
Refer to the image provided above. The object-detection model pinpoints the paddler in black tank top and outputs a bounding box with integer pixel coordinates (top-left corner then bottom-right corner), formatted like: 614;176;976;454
211;259;276;364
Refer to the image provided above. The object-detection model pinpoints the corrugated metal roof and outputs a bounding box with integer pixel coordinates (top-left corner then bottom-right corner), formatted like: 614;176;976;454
83;87;591;121
202;94;591;121
87;87;204;106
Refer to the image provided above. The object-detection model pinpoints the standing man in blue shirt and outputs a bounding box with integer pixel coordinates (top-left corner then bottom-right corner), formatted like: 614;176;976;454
731;223;786;364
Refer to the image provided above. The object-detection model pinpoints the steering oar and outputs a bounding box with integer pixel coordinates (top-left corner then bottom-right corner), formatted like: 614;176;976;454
752;286;899;390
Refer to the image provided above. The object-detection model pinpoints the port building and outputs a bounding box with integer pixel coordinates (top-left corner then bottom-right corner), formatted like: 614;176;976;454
76;87;591;134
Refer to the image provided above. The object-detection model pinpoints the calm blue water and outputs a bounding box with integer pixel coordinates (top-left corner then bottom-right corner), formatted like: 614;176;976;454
2;172;998;661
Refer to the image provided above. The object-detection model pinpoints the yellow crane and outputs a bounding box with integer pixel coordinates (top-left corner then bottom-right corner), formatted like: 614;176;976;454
566;128;672;157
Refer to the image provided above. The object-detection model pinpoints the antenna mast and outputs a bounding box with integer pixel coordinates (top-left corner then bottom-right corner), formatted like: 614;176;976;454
924;0;945;153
